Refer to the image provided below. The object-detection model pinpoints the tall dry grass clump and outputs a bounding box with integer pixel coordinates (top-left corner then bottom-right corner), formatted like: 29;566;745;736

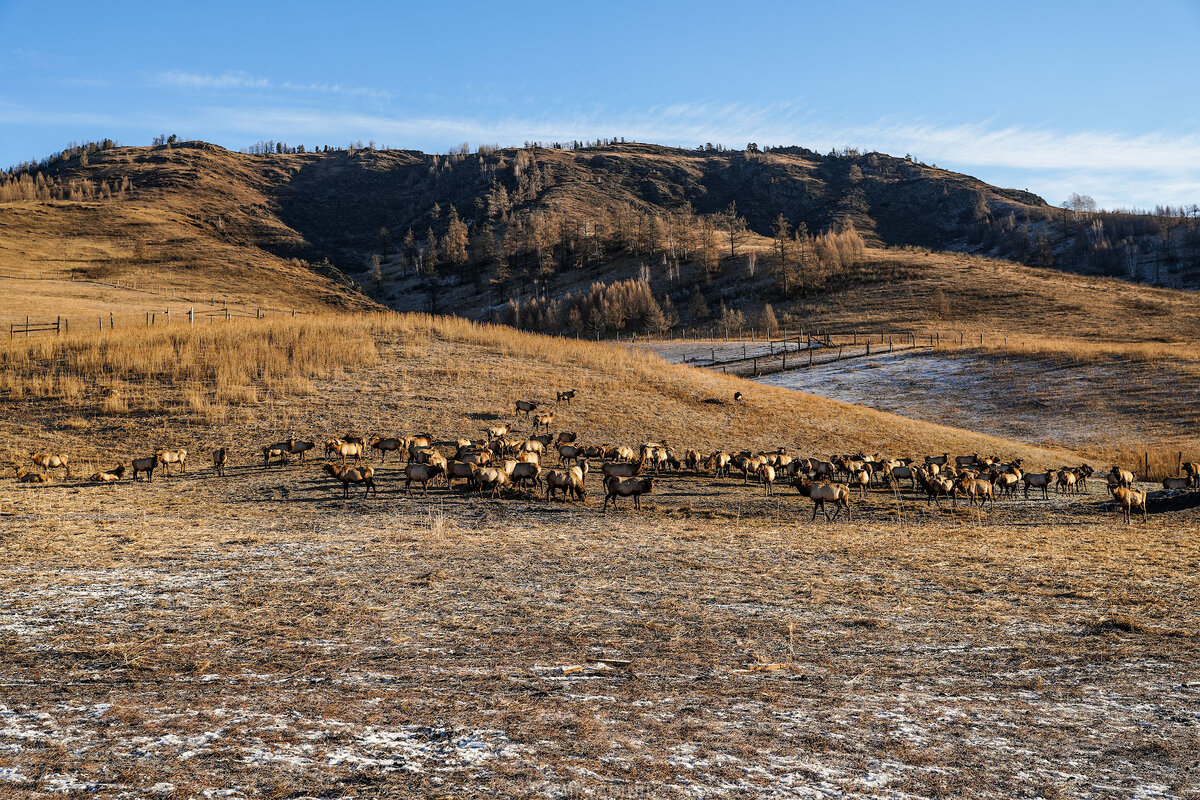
0;315;383;420
0;310;679;422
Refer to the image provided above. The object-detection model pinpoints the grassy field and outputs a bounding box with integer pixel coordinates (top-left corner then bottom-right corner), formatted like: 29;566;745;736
785;247;1200;344
0;197;375;320
2;313;1197;798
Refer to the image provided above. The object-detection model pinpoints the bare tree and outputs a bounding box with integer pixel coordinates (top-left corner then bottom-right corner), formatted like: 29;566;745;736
723;202;747;259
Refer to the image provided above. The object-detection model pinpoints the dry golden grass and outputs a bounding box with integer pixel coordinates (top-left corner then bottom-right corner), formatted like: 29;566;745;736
935;333;1200;364
0;311;1076;467
791;247;1200;343
0;315;382;426
0;200;374;320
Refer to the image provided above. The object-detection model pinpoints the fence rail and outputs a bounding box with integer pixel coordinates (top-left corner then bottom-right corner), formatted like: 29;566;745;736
710;339;929;378
633;327;993;378
0;269;312;323
9;316;66;339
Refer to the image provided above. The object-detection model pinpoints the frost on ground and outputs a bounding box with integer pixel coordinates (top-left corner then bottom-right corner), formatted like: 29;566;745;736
754;350;1200;452
642;339;1200;453
1;494;1198;798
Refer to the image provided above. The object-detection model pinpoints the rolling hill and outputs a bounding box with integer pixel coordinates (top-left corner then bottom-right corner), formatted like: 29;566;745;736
1;139;1196;331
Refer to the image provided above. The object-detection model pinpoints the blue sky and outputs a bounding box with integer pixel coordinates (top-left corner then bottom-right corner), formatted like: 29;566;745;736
1;0;1197;209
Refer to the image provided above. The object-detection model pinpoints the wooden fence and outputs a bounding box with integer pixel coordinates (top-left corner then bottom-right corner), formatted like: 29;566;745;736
620;325;1013;378
703;333;927;378
9;316;66;339
4;304;311;339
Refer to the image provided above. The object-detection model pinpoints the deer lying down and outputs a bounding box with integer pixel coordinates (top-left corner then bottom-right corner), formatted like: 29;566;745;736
13;465;50;484
90;464;127;483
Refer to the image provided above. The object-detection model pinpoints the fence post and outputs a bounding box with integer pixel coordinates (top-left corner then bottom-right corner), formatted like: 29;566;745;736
99;316;102;331
753;357;758;376
56;316;61;336
838;345;843;361
64;318;68;335
225;308;230;321
808;347;814;366
189;307;194;327
866;340;870;356
1144;451;1149;478
743;343;747;360
165;309;170;324
110;312;114;329
25;316;29;337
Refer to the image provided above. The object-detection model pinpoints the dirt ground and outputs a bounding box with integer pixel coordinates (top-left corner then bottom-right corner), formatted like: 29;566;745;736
2;450;1198;798
2;325;1198;798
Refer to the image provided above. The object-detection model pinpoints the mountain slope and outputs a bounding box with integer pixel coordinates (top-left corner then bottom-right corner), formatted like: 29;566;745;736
2;139;1195;325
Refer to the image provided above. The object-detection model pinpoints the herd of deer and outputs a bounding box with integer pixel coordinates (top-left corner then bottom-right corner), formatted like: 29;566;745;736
11;392;1195;523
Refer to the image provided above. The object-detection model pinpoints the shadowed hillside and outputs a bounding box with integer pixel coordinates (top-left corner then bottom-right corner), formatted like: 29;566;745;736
2;139;1197;329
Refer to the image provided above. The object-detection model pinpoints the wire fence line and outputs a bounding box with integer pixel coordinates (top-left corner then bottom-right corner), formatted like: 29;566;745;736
0;269;311;336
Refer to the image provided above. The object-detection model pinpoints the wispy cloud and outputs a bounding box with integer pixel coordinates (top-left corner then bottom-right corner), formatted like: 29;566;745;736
5;86;1196;207
159;71;271;91
202;101;1200;198
157;71;391;99
0;103;120;128
833;120;1200;174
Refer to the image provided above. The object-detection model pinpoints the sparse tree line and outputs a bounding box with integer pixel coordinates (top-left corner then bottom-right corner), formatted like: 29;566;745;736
971;196;1200;284
382;192;869;328
372;140;873;328
0;171;133;203
495;276;791;340
3;138;119;178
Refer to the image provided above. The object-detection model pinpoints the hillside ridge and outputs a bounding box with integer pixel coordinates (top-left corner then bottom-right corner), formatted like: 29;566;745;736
1;139;1196;327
